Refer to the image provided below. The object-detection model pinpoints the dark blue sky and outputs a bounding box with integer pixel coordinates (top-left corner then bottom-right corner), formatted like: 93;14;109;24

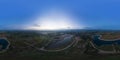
0;0;120;30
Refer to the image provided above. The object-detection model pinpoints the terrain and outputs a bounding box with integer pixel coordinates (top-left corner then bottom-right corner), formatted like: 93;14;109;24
0;30;120;60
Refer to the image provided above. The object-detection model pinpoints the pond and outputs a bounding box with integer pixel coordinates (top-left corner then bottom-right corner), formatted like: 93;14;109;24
46;35;73;49
93;35;120;46
0;38;10;51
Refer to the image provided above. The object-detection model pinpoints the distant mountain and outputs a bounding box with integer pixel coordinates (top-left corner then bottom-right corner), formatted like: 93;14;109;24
0;25;24;30
85;25;120;30
1;25;120;30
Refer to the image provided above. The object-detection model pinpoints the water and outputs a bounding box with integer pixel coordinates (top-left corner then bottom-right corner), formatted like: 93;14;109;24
47;35;73;49
0;39;10;51
93;35;120;46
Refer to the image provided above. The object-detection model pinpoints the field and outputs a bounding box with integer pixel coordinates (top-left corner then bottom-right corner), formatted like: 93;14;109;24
0;30;120;60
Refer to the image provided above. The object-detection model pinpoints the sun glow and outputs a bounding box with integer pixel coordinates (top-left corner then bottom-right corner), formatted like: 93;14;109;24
26;8;85;30
30;20;73;30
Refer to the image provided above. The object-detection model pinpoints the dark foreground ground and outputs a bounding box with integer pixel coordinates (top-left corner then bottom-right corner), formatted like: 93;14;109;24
0;30;120;60
1;55;120;60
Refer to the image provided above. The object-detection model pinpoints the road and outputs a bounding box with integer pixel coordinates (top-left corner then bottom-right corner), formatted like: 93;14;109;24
24;34;76;52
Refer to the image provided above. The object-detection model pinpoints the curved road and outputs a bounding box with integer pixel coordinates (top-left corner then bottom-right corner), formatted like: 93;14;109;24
24;34;75;52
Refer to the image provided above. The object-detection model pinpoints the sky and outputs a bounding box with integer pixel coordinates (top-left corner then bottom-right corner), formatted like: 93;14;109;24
0;0;120;30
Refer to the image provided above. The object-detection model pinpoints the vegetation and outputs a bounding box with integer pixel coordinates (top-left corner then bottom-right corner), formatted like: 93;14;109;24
0;30;120;60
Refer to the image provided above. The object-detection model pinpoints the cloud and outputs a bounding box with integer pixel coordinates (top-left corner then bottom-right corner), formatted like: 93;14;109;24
25;7;85;30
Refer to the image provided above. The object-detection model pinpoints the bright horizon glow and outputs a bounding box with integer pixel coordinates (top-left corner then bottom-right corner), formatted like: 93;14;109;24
26;8;85;30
